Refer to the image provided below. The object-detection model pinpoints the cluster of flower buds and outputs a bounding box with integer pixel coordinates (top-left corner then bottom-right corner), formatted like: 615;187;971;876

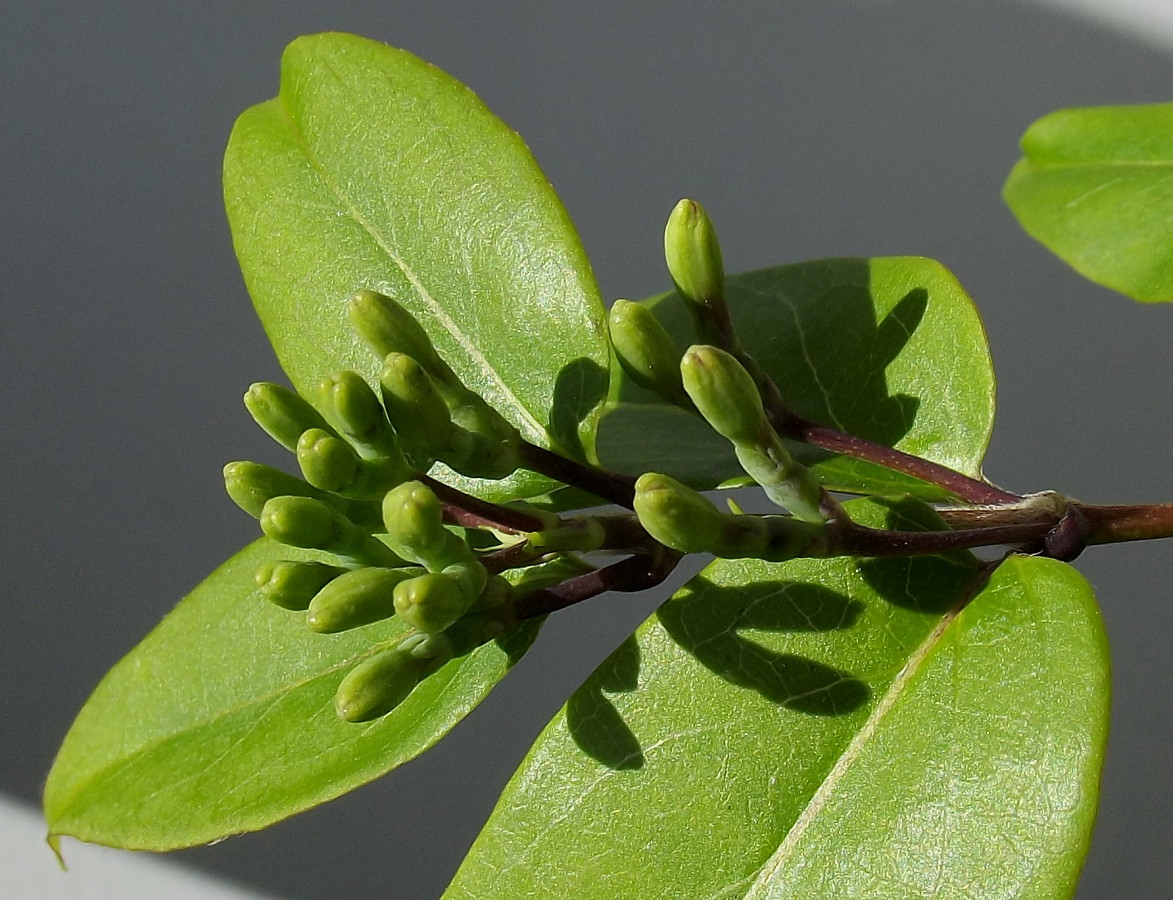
226;200;857;723
612;199;835;544
224;290;586;722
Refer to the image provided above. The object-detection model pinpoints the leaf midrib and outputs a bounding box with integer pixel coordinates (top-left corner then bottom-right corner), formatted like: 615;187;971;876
1022;157;1173;170
743;574;980;895
48;637;394;830
272;94;546;441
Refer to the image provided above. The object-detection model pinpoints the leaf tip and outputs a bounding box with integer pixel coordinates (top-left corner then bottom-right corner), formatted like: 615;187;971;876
46;831;67;870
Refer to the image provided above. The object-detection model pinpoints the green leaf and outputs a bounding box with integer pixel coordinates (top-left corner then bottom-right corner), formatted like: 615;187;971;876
448;509;1108;899
1005;103;1173;303
597;257;996;499
223;33;609;500
44;539;537;850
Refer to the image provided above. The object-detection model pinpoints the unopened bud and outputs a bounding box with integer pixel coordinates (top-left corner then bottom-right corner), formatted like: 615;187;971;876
296;429;361;493
334;647;425;722
633;471;816;560
317;371;400;459
380;353;458;464
382;481;447;558
260;496;403;566
224;460;382;530
438;387;522;481
347;290;453;384
607;300;689;405
254;560;346;611
633;472;731;554
306;566;420;633
664;199;724;306
243;382;333;452
224;461;317;519
260;495;342;549
393;572;475;634
296;429;403;498
681;345;766;445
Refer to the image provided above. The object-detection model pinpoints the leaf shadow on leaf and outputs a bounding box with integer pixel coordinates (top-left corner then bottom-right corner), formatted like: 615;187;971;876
496;618;544;665
565;574;873;771
600;263;933;489
566;634;645;770
857;497;982;614
549;357;609;462
657;577;870;716
663;266;927;447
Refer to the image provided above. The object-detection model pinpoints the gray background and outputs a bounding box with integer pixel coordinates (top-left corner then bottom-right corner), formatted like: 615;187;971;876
3;1;1170;897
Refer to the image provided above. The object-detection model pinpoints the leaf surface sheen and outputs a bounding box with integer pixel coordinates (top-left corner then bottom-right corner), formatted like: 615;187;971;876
597;257;996;499
224;33;609;500
1005;102;1173;302
447;508;1109;900
43;539;537;850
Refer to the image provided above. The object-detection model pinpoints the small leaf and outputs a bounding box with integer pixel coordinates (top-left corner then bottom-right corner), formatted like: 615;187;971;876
1005;103;1173;303
44;539;537;850
448;506;1108;899
223;33;609;500
597;257;996;498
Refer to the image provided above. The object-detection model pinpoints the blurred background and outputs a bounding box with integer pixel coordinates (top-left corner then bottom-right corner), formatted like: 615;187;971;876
3;1;1170;897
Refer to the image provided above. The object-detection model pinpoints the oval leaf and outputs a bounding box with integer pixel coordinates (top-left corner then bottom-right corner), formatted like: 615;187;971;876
223;33;609;499
448;518;1108;898
597;257;997;499
44;539;537;850
1005;103;1173;303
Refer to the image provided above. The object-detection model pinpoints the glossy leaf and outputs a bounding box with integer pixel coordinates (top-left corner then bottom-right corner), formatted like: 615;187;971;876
44;538;537;850
449;509;1108;899
223;33;609;501
1005;103;1173;303
597;257;997;499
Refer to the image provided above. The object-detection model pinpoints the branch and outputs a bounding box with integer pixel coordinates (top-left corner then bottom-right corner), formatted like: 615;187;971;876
765;395;1020;505
513;548;681;619
422;475;549;533
517;442;637;508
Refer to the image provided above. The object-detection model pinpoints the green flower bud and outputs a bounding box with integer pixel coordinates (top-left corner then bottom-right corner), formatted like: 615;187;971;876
433;384;522;481
380;353;458;465
393;572;475;634
243;382;333;452
306;566;421;633
607;300;689;405
681;345;766;445
316;371;402;460
334;646;426;722
439;559;488;606
224;461;383;530
296;429;361;493
347;290;453;385
224;461;316;519
382;483;488;600
260;496;403;567
296;429;404;498
635;472;820;560
382;480;447;557
473;574;513;611
399;630;456;662
664;199;724;307
526;517;607;553
254;560;347;611
634;472;737;554
260;495;342;549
